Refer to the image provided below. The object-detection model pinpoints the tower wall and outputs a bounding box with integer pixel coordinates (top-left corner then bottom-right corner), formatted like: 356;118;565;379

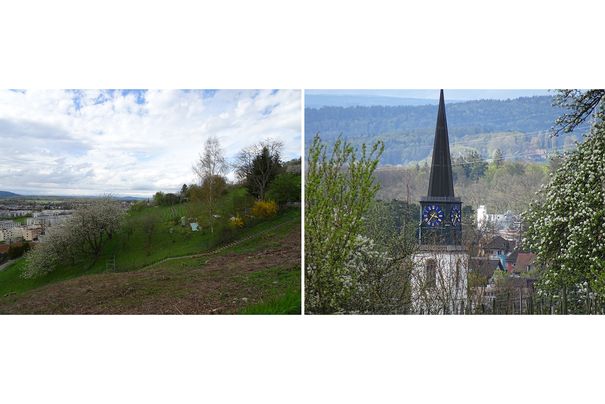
412;248;469;314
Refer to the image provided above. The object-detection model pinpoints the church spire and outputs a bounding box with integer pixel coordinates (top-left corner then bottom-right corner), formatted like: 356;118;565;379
427;89;455;198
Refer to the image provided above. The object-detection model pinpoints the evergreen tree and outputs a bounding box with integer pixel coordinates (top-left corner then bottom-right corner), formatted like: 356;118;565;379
493;148;504;166
235;140;283;200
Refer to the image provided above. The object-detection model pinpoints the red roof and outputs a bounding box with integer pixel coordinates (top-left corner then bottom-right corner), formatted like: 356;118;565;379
515;253;537;272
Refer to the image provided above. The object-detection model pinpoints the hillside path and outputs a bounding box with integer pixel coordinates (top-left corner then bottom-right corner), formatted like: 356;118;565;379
138;217;298;272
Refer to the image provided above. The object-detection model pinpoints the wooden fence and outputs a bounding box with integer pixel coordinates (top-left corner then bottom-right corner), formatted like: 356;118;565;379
439;290;605;315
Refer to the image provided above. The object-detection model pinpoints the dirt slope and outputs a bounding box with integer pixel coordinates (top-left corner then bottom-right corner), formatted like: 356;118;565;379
0;224;300;314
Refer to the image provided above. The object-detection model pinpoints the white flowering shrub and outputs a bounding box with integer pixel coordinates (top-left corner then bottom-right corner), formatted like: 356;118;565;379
524;105;605;304
305;135;384;314
23;223;76;278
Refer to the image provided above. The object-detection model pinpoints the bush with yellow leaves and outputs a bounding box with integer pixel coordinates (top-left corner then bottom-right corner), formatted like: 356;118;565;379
251;200;278;218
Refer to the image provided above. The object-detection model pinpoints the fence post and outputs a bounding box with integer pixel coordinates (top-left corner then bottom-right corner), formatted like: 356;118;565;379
550;296;553;315
562;287;568;315
506;291;510;314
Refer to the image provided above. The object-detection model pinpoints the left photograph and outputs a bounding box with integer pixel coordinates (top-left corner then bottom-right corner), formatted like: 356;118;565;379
0;89;302;314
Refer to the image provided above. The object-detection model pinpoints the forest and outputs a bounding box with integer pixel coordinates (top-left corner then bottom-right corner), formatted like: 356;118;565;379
375;157;553;213
305;96;587;165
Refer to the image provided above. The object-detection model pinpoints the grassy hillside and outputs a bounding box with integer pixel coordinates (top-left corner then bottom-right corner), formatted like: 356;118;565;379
0;217;301;314
0;187;301;308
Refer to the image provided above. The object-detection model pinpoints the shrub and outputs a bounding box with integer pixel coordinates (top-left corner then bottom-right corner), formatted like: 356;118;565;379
251;200;278;218
229;215;245;229
266;172;301;205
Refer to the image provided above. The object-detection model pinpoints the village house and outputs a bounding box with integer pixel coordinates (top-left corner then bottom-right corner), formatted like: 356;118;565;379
509;252;538;276
469;257;504;286
468;233;540;312
480;235;515;265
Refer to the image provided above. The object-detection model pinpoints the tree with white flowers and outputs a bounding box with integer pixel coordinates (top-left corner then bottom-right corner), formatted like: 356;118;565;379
523;90;605;310
23;197;124;278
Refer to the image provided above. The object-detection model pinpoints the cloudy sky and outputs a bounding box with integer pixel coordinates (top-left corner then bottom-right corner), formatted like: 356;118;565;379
0;89;301;197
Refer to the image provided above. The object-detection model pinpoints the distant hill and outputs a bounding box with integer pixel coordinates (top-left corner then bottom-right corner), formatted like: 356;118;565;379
0;193;145;201
305;96;588;165
305;94;445;108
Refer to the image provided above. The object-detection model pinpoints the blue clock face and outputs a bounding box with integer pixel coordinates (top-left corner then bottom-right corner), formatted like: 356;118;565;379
423;204;444;227
450;206;462;225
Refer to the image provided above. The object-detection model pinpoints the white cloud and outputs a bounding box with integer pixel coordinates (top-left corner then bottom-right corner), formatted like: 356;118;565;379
0;89;301;196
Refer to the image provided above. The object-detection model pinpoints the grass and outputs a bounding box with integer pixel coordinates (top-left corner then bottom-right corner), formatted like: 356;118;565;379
237;266;301;314
0;258;91;297
0;187;300;299
239;288;301;314
10;216;31;225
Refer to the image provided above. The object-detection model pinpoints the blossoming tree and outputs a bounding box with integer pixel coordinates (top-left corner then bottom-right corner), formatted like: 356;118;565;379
523;90;605;311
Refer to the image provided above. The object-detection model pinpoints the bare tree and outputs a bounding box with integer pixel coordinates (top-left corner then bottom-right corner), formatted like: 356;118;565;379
235;138;283;200
551;89;605;136
193;136;228;234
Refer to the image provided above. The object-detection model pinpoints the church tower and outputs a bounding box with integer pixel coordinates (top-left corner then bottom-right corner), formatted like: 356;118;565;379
412;90;468;314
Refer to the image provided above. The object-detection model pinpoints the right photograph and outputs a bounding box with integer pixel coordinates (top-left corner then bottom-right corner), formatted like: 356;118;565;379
304;89;605;315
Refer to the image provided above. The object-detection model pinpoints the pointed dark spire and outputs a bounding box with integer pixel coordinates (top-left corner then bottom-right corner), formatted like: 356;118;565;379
427;89;455;198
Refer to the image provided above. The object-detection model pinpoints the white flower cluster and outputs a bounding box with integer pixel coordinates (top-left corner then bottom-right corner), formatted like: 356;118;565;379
524;113;605;298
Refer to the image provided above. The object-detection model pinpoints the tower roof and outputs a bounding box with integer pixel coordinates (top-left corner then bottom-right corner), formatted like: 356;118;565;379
427;89;455;198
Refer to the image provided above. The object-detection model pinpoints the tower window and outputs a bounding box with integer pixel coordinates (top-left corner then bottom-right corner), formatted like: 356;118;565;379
425;259;437;288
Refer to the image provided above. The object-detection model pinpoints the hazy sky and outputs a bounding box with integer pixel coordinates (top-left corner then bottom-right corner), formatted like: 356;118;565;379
305;89;552;100
0;89;301;197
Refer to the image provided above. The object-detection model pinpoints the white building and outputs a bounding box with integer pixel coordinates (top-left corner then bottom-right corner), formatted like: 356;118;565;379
0;226;24;242
476;205;521;241
27;214;72;227
0;220;19;229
